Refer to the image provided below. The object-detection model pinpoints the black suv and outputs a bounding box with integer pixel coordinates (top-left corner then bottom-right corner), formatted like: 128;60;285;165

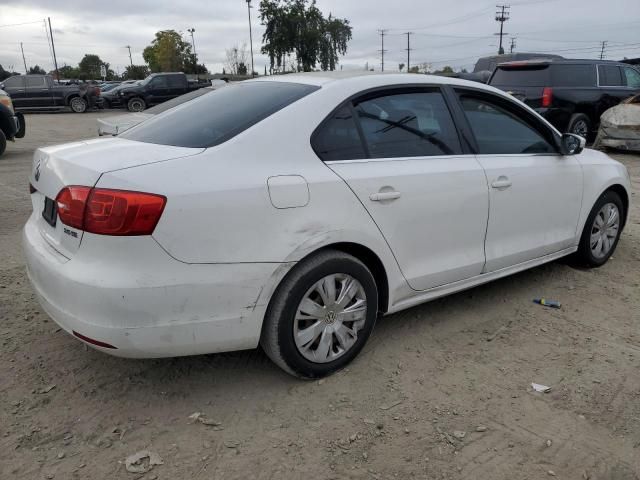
488;59;640;139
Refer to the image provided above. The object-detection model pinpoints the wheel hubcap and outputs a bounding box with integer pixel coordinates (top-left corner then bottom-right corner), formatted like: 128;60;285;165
573;120;588;138
293;274;367;363
590;202;620;259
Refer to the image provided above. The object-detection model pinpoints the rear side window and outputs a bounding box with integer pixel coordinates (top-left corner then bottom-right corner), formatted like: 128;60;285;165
490;66;550;86
3;75;24;89
598;65;623;86
459;95;556;155
550;64;595;87
166;75;185;88
312;106;365;161
354;90;462;158
623;67;640;88
120;82;319;148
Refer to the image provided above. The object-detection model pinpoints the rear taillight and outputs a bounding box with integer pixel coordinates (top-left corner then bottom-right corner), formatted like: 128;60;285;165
55;186;166;236
542;87;553;108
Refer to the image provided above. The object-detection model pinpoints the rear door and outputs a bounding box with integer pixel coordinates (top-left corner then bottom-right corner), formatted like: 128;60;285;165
597;65;631;115
24;76;53;108
453;88;582;271
317;87;489;291
166;74;187;99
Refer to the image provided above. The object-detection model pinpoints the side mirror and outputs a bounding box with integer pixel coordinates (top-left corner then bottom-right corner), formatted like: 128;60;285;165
561;133;586;155
0;83;4;90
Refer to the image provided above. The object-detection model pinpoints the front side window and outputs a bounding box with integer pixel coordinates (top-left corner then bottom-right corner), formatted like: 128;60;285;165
120;81;319;148
623;67;640;88
354;90;462;158
312;106;365;161
459;94;556;155
3;76;24;89
598;65;623;87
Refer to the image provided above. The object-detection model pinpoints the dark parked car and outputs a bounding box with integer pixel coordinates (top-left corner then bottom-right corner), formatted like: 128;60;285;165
489;59;640;139
116;72;206;112
100;80;139;108
0;88;26;157
0;74;94;113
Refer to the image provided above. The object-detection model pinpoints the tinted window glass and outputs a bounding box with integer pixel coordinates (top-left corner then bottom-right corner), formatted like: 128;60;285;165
598;65;623;86
166;75;185;88
150;76;168;88
354;90;461;158
3;75;24;89
460;95;556;155
550;64;596;87
313;106;365;161
623;67;640;88
120;81;319;148
490;66;550;86
25;76;46;88
145;87;213;114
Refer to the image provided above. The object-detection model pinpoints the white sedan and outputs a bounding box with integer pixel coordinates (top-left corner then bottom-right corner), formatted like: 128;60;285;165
24;72;631;378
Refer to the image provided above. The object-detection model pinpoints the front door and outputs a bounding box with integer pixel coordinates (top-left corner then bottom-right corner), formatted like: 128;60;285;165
454;89;583;272
316;87;489;291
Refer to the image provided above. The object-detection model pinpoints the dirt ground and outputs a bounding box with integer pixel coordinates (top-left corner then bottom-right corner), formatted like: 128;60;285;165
1;112;639;480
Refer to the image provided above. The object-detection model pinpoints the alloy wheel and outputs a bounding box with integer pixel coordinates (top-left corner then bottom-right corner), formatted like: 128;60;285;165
590;202;620;259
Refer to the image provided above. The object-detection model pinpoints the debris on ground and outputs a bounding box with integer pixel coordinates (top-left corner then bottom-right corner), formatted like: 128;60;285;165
476;425;487;432
533;298;562;309
38;384;56;394
379;400;403;410
452;430;466;440
124;450;163;474
188;412;223;429
531;383;552;393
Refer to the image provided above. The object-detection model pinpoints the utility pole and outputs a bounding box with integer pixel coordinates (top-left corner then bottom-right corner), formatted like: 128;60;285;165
599;41;607;60
405;32;413;71
20;42;28;73
187;28;196;56
378;29;388;72
125;45;133;67
246;0;255;77
47;17;60;81
509;37;516;54
495;5;510;55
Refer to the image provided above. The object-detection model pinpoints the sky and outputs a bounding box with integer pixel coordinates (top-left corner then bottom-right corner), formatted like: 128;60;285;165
1;0;639;76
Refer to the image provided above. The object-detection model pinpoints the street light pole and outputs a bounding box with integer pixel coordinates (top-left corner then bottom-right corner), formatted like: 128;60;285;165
187;28;196;57
246;0;255;77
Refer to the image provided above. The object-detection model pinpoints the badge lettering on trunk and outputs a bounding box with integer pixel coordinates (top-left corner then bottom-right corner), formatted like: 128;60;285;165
34;161;41;182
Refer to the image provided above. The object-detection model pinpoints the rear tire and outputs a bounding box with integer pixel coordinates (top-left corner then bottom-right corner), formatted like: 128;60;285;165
261;250;378;379
127;97;146;112
568;113;591;140
0;129;6;157
69;96;87;113
575;190;624;267
15;112;26;138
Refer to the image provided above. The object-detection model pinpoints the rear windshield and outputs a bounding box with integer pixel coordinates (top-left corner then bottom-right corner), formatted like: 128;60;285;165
491;66;551;86
145;87;214;115
120;81;319;148
491;64;596;87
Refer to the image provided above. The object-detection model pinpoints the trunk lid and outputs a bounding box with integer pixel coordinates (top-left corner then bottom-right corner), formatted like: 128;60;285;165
29;137;203;259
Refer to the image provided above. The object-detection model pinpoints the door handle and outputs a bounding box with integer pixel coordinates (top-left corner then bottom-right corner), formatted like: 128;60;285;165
370;191;401;202
491;176;512;189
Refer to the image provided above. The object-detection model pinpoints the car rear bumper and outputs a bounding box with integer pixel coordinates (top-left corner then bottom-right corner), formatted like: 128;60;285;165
23;213;289;358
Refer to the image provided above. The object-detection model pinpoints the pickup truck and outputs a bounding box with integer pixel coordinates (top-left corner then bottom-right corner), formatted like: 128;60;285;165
116;72;207;112
0;74;92;113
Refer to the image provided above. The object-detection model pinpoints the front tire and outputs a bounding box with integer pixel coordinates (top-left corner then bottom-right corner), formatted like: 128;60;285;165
69;96;87;113
0;129;6;157
575;190;624;267
127;97;146;112
261;250;378;379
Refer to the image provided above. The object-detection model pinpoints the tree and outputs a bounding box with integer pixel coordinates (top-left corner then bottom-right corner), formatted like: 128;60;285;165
142;30;206;74
399;63;405;72
58;65;80;79
78;54;115;80
28;65;46;75
259;0;352;72
0;64;20;81
124;64;150;80
224;44;249;75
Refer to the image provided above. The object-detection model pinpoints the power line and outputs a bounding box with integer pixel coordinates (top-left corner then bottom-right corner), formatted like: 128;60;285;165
378;29;388;72
495;4;510;55
0;20;43;28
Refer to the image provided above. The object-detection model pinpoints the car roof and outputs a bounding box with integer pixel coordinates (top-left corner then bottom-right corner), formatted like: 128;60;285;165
497;58;629;68
252;71;498;91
